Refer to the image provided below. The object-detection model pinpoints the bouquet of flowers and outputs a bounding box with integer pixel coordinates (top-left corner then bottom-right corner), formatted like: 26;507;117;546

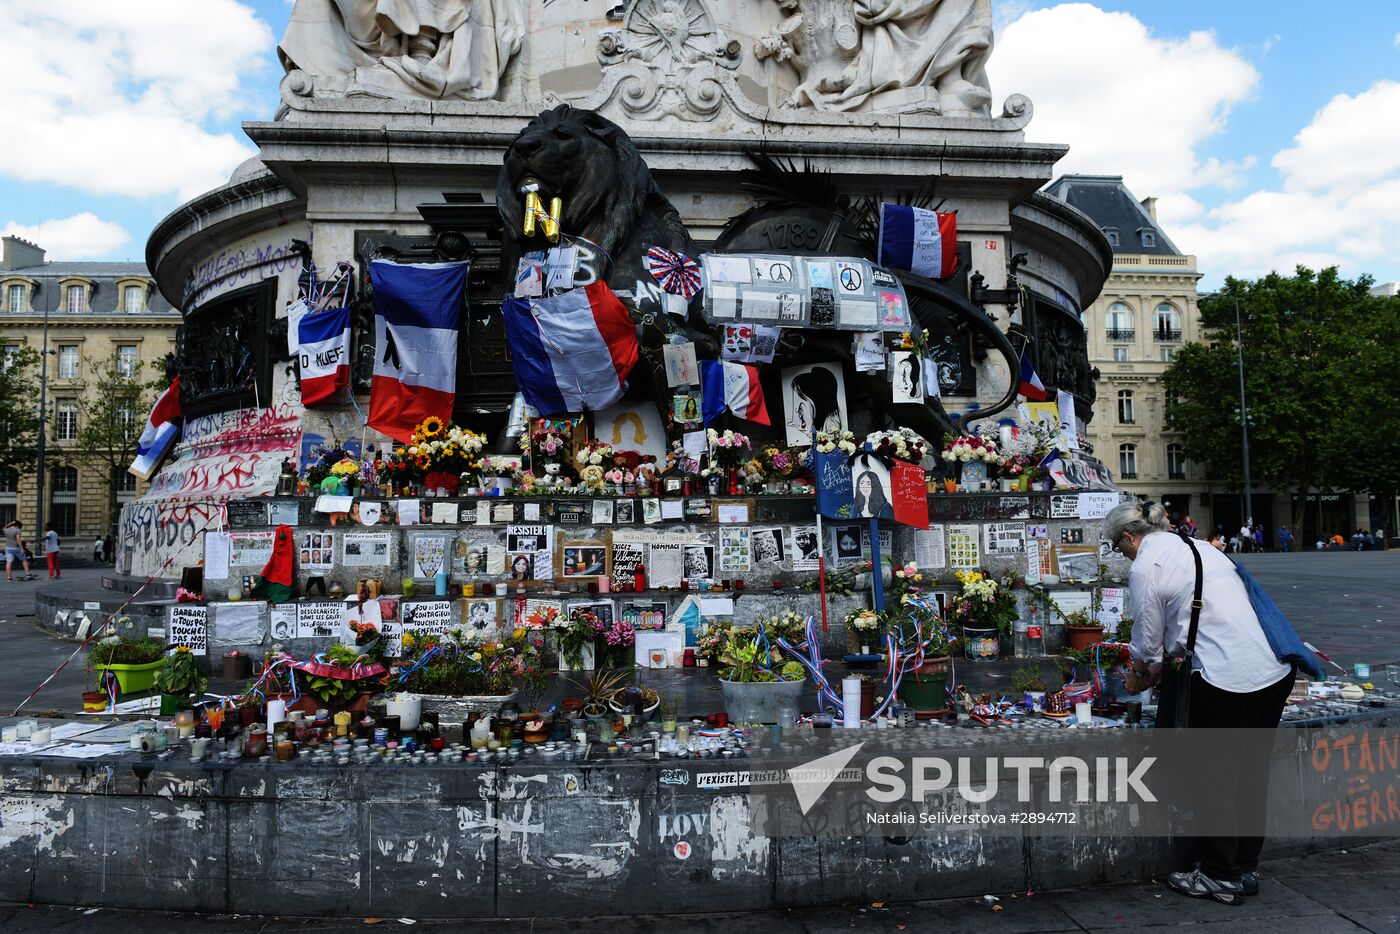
815;428;858;455
940;432;1002;465
758;444;799;479
575;439;616;470
555;609;607;670
396;626;543;697
598;617;636;669
845;609;884;635
304;444;356;488
696;624;725;661
864;427;930;463
948;569;1020;635
704;428;751;471
523;419;573;466
754;610;808;644
380;417;488;486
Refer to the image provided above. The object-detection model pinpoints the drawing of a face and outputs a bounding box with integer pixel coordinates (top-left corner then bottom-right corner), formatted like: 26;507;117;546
858;475;873;497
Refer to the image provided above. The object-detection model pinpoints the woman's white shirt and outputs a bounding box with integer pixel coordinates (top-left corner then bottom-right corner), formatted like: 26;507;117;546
1128;531;1290;693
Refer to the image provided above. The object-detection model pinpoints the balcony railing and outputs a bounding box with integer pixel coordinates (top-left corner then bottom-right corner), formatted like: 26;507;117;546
1119;472;1138;480
1154;329;1183;342
1105;328;1135;341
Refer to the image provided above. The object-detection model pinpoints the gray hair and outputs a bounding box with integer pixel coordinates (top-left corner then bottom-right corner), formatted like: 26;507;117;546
1104;499;1170;546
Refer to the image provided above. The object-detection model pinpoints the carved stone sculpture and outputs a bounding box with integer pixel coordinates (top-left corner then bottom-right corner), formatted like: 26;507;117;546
756;0;994;116
279;0;525;101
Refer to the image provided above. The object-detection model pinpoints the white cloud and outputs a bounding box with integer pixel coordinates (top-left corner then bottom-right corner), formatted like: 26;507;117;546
988;3;1259;198
1;213;131;258
0;0;274;201
1172;83;1400;279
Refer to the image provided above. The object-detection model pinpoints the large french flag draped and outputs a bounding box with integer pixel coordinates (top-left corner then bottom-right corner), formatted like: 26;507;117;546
368;259;469;442
1018;347;1049;401
877;203;958;279
129;377;182;480
502;282;639;415
296;305;352;407
700;360;770;426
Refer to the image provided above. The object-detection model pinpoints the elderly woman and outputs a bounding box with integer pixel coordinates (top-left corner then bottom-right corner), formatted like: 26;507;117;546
1108;500;1293;906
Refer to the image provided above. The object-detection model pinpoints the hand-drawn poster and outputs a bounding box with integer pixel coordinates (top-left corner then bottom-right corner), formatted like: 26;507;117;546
402;600;453;639
296;601;341;639
611;538;645;591
782;363;848;445
412;535;449;578
167;605;208;655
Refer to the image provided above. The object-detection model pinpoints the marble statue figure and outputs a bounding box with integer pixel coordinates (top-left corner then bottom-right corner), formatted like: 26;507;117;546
280;0;526;101
758;0;994;116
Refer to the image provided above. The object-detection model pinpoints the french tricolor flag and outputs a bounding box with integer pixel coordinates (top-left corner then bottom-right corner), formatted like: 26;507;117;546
1019;347;1049;401
129;377;182;480
877;203;958;279
368;259;469;442
700;360;770;426
296;305;351;407
502;282;639;416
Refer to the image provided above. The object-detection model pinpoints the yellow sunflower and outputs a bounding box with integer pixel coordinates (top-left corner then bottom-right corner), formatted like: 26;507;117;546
416;416;445;439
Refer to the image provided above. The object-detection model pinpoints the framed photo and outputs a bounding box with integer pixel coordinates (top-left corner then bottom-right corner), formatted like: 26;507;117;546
559;540;609;580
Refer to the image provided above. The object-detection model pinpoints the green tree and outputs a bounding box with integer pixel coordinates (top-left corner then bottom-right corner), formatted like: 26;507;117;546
0;343;42;476
75;356;161;533
1163;267;1392;535
1325;289;1400;517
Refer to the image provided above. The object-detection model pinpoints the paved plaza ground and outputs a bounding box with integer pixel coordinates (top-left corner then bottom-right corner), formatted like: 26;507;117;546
2;551;1398;928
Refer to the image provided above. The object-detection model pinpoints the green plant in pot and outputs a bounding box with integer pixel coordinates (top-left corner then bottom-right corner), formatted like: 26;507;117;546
153;646;208;714
571;667;630;719
87;636;166;696
1011;664;1050;711
715;619;806;725
1063;608;1106;651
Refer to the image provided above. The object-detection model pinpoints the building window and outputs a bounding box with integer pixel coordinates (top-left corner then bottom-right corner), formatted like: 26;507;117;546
7;284;25;313
113;467;137;503
1112;347;1129;362
66;284;86;314
1161;347;1177;363
1140;230;1157;248
116;345;138;378
55;400;78;441
1154;303;1182;341
1117;389;1135;424
58;345;79;379
50;466;77;536
1105;302;1134;341
1;343;18;369
1167;443;1186;480
0;468;16;527
123;285;144;313
1103;227;1119;247
117;403;136;441
1119;443;1138;480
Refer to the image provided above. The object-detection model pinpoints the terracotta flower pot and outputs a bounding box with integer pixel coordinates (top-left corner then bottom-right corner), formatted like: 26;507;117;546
1066;624;1106;651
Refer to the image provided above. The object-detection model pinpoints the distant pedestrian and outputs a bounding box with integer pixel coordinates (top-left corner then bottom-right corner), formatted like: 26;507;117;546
1254;526;1264;552
1277;526;1292;553
1228;533;1241;554
1378;528;1387;551
43;523;61;578
1239;524;1252;554
93;537;105;563
4;520;34;581
1182;515;1199;538
102;534;114;565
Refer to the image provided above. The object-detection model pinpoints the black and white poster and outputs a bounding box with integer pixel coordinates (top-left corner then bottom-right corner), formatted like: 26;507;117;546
890;350;923;403
750;527;786;567
831;524;864;568
788;525;820;571
682;544;715;585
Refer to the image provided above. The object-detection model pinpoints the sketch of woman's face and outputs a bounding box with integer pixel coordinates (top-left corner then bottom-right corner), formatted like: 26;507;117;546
858;475;873;497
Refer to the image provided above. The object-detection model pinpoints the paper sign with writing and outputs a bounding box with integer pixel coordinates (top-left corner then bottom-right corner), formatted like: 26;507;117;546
168;605;208;655
815;448;854;519
890;460;928;529
403;600;454;638
946;524;980;569
1076;492;1118;520
983;522;1026;555
296;602;342;639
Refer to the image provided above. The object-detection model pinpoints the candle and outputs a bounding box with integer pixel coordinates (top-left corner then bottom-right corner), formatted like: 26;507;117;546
1075;702;1093;725
334;711;352;737
842;677;862;730
267;698;287;732
175;710;196;739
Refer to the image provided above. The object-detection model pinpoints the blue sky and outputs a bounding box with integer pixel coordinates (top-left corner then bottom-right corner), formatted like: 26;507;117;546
1;0;1397;290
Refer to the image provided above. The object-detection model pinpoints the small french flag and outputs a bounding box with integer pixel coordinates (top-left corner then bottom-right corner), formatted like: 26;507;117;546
296;305;352;407
368;259;469;442
877;203;957;279
1019;347;1049;401
502;282;640;415
129;377;182;480
700;360;770;425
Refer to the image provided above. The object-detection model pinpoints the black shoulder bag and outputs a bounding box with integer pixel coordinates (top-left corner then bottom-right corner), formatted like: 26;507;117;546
1155;530;1204;729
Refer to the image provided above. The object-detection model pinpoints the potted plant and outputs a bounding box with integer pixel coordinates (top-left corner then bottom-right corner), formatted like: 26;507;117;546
596;616;636;669
1114;615;1135;644
845;608;884;655
296;643;385;715
554;608;604;671
87;636;166;695
571;667;630;721
1064;609;1106;651
153;646;208;714
1011;665;1049;711
946;570;1018;661
888;597;959;712
609;682;661;720
714;617;806;724
396;627;537;720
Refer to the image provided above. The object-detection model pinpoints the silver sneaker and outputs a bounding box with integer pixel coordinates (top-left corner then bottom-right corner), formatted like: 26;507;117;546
1167;869;1245;906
